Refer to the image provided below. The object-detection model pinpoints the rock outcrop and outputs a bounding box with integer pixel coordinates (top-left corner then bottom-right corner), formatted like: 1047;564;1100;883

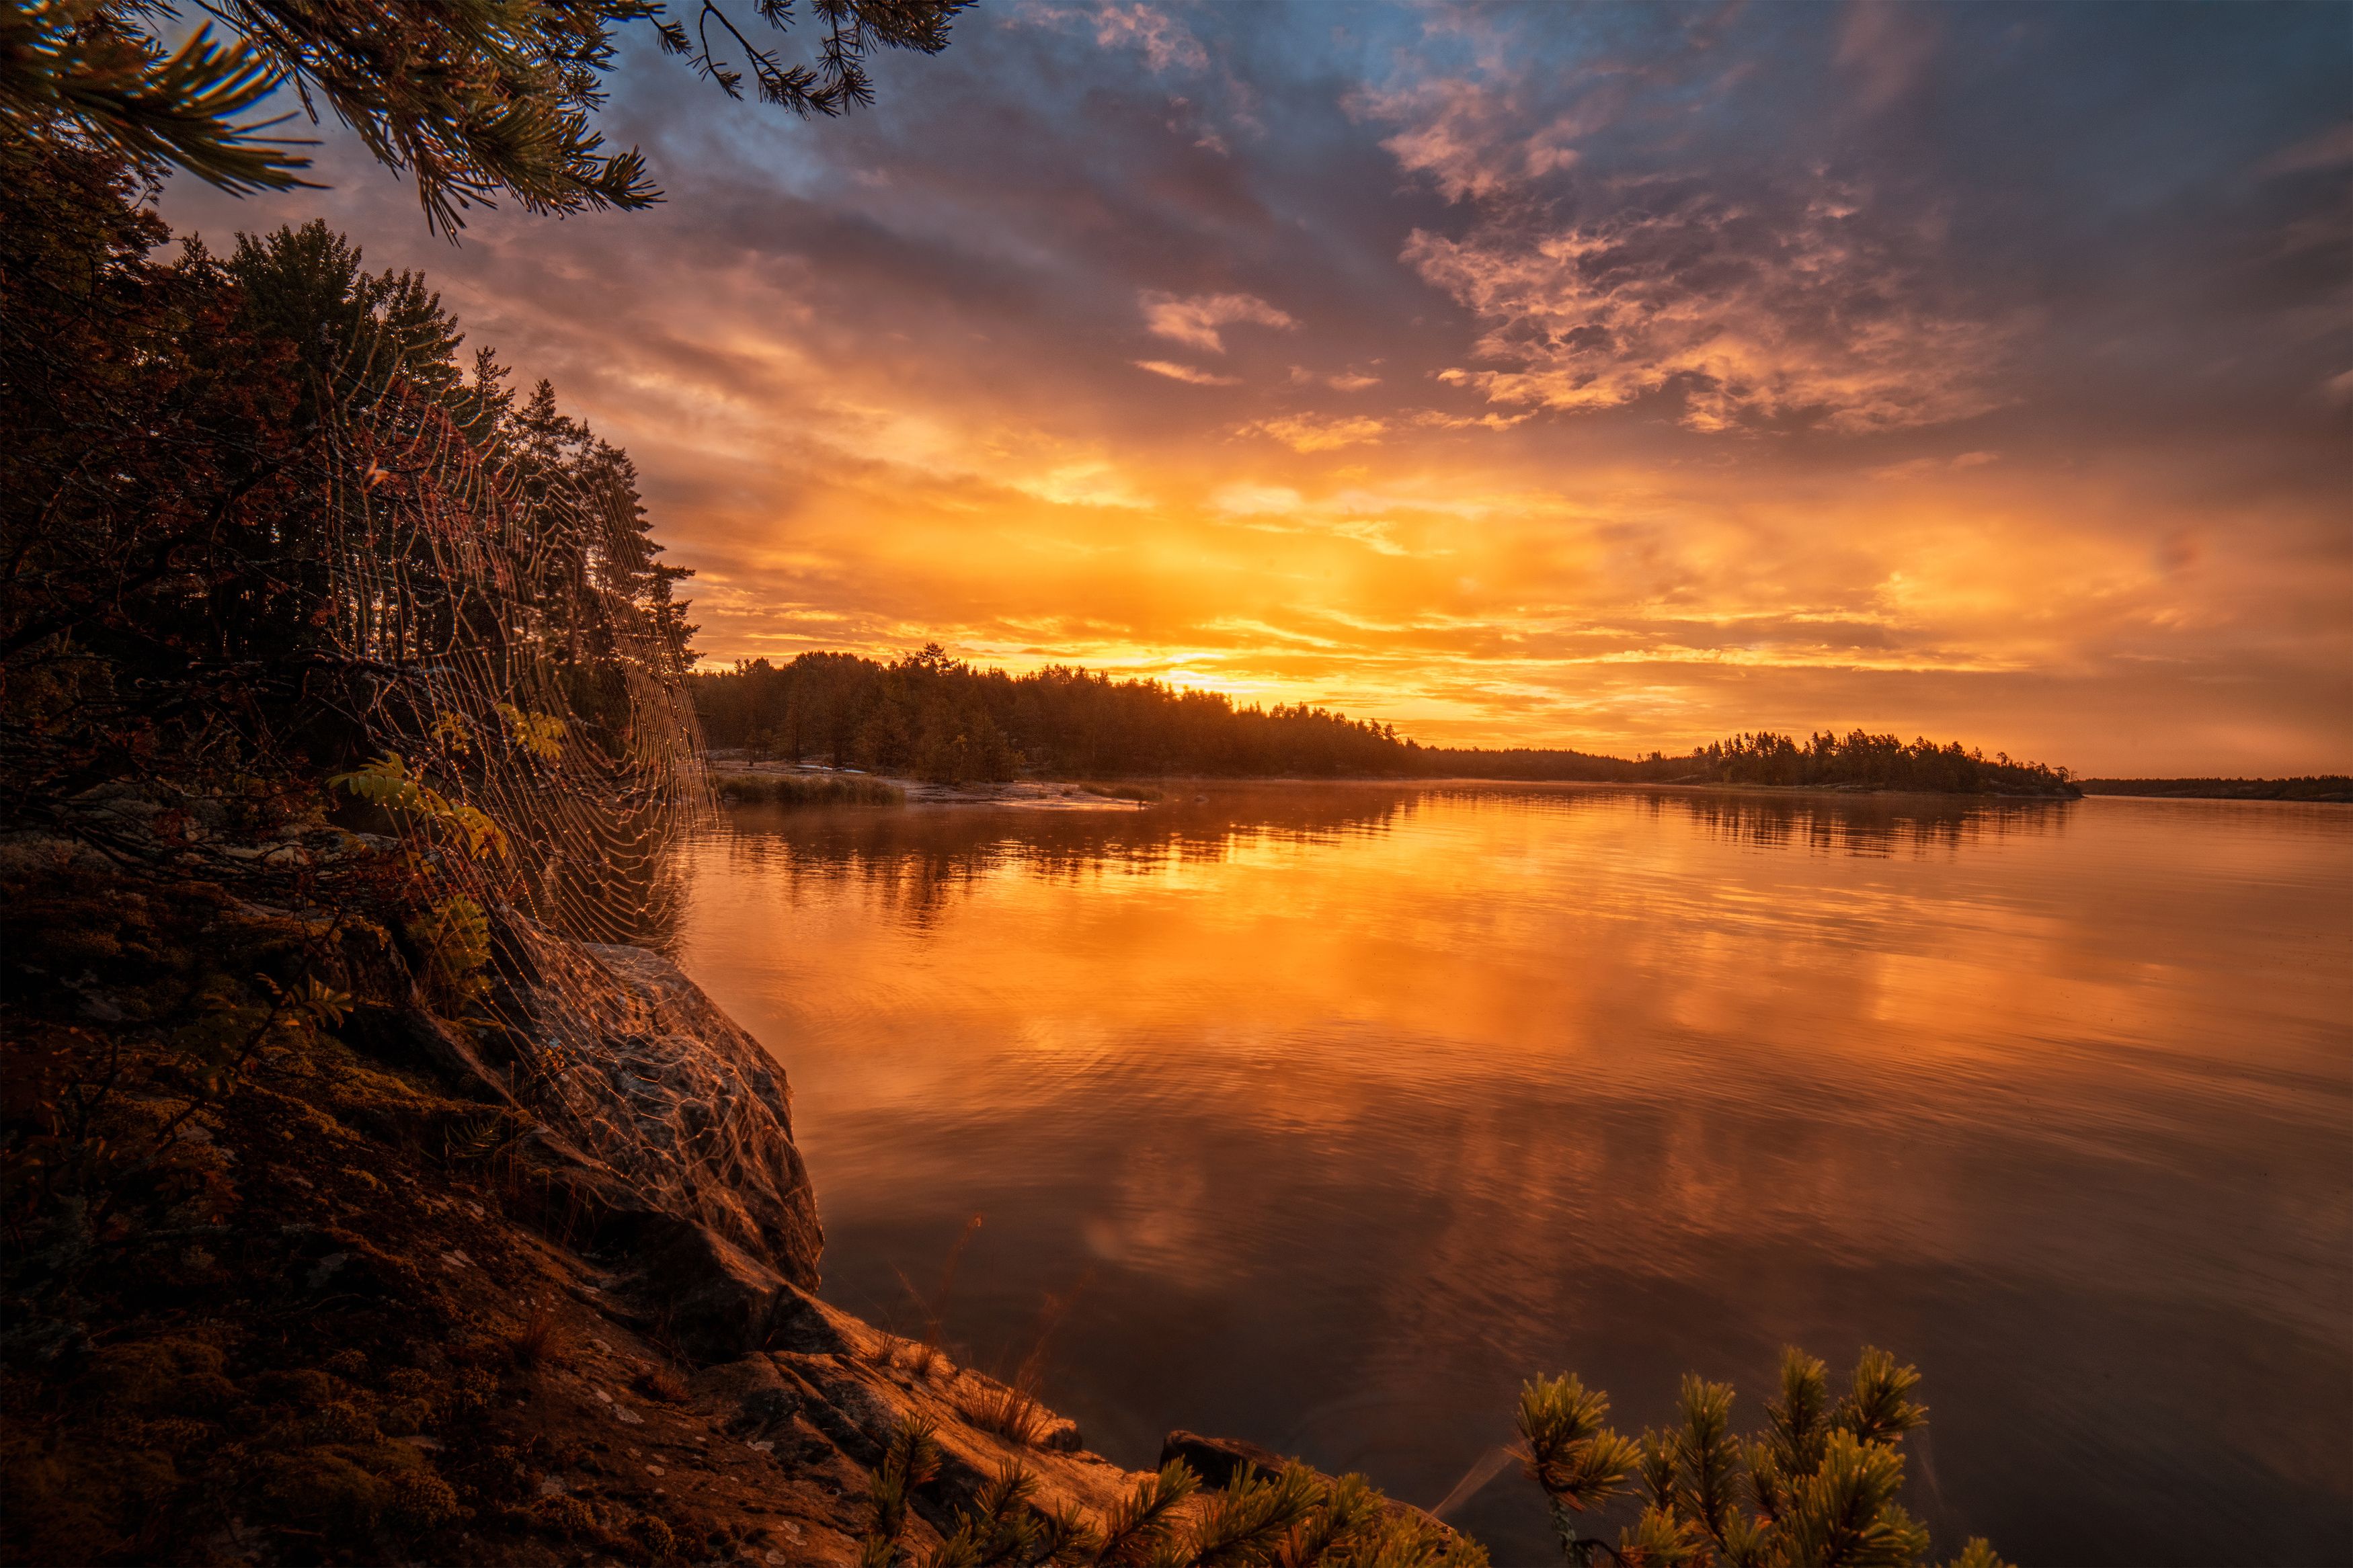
489;924;826;1359
352;910;830;1361
439;927;1172;1555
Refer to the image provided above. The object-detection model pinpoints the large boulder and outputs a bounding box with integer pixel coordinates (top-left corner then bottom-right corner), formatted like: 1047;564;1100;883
447;917;826;1357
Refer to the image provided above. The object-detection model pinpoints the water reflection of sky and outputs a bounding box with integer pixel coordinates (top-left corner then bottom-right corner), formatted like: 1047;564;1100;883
676;786;2353;1567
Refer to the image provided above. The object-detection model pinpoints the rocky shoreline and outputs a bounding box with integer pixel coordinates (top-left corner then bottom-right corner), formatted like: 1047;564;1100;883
399;924;1166;1560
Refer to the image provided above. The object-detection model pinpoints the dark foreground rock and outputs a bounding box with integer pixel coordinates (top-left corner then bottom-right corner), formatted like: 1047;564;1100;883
1;855;1480;1567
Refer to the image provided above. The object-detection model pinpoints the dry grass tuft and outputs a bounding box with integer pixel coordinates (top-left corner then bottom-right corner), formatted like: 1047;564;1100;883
892;1212;984;1380
506;1298;565;1370
958;1376;1045;1446
633;1363;688;1404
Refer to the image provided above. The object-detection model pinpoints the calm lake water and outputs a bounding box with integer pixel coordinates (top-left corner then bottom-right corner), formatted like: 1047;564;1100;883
671;785;2353;1567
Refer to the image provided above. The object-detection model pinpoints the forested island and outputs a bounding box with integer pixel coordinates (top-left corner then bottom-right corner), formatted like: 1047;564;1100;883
694;649;2083;797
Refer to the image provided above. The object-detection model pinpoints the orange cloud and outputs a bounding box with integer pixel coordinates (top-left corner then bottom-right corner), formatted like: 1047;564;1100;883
1405;185;2016;433
1135;360;1240;385
1237;413;1392;452
1291;367;1383;391
1139;290;1298;354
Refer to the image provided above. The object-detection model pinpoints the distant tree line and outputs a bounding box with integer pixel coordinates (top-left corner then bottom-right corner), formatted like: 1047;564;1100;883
2078;777;2352;802
694;645;1419;784
692;650;2079;795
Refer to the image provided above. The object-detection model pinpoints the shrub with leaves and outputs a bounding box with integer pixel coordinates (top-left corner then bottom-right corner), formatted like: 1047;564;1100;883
1515;1348;2007;1568
329;752;512;863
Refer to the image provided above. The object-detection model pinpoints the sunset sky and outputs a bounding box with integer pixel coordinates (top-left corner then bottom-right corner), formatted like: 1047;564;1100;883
163;1;2351;775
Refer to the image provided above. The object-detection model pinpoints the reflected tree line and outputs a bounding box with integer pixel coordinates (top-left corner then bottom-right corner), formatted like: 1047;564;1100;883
707;784;2073;927
708;789;1425;927
1661;791;2072;857
694;650;2079;796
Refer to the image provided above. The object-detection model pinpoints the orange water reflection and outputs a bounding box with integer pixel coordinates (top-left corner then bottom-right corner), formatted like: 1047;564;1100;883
676;786;2353;1565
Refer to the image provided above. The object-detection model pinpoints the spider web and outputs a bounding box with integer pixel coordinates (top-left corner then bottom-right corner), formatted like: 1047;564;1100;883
309;331;710;961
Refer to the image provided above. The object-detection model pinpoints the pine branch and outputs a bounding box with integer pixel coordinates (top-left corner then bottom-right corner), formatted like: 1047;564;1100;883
0;0;316;192
1096;1460;1200;1568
